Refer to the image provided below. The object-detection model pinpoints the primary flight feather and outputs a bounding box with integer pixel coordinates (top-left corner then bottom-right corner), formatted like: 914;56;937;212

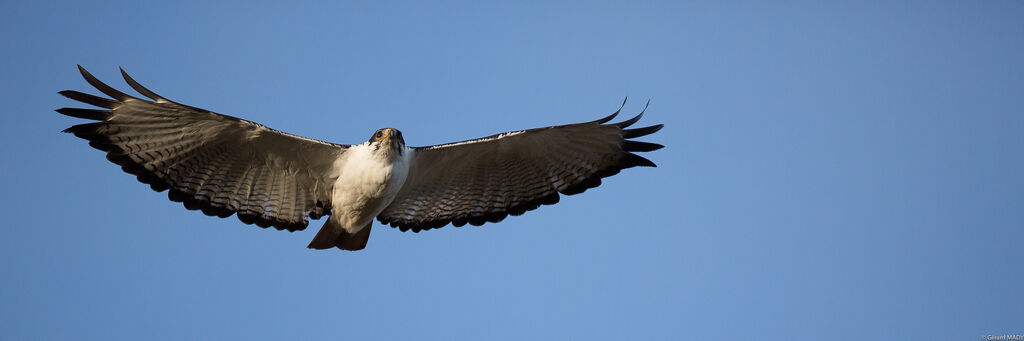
56;66;664;251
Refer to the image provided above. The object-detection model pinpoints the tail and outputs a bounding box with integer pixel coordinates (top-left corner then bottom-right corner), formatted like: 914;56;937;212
307;218;373;251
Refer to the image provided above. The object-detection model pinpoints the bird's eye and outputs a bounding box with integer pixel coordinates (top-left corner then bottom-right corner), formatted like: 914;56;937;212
375;132;382;139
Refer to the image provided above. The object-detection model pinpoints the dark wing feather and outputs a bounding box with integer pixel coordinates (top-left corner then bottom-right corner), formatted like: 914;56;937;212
57;66;346;232
377;100;663;232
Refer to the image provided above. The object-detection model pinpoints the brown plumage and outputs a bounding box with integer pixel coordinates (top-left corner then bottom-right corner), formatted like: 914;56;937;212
57;66;663;251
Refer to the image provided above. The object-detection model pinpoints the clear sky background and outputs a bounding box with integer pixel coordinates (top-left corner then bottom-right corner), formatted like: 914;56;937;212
2;1;1022;340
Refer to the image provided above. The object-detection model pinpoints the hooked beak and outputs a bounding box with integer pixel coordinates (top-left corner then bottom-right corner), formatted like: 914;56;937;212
381;128;392;143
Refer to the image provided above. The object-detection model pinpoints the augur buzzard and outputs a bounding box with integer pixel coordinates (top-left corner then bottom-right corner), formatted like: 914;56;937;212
56;66;664;251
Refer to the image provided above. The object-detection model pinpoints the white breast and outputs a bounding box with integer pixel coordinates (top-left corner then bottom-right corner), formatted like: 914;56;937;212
330;144;412;233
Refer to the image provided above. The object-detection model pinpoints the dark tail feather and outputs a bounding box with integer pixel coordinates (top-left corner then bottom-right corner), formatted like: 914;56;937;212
307;218;372;251
307;218;342;250
338;224;372;251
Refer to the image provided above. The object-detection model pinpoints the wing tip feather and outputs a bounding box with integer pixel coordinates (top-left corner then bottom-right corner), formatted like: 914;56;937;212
120;67;165;101
58;90;117;109
55;107;111;120
593;97;629;124
623;124;664;138
622;153;658;168
622;140;664;152
77;65;135;101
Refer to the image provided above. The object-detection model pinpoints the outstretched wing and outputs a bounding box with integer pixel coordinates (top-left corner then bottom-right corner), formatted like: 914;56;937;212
377;100;663;232
57;66;346;232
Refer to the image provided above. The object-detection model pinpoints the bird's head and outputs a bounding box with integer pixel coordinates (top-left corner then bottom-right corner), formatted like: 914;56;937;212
369;128;405;156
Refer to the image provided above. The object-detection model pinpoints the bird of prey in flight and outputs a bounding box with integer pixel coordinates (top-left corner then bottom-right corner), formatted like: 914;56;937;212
56;66;664;251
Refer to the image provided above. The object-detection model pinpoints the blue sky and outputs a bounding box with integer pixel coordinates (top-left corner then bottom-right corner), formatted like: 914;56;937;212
2;1;1022;339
